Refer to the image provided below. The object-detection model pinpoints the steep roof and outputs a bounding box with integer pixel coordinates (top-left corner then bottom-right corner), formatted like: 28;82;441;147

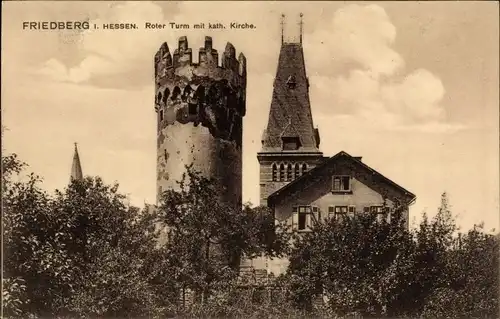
261;42;320;153
70;143;83;181
267;151;416;206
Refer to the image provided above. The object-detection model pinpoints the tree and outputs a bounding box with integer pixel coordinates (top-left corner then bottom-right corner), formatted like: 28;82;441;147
156;164;291;304
2;153;173;318
285;191;499;318
3;153;61;318
286;204;414;317
53;177;171;318
422;223;499;318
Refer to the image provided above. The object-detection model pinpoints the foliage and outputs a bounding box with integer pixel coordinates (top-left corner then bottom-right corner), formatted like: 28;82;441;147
3;152;498;319
2;153;170;318
285;193;499;318
156;164;291;303
286;204;413;316
2;277;30;319
421;223;499;318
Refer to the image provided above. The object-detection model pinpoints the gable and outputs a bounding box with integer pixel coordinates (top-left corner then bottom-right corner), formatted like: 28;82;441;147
268;151;416;207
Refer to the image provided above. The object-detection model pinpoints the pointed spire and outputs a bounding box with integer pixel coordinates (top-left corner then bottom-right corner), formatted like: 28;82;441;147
261;32;321;153
281;14;285;44
70;142;83;182
299;13;304;44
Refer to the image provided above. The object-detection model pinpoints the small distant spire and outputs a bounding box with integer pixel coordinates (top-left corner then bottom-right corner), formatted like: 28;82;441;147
281;14;285;44
299;13;304;44
70;142;83;182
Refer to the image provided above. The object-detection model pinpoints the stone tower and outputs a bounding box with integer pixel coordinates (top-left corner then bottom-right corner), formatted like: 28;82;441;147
258;15;324;205
154;36;247;207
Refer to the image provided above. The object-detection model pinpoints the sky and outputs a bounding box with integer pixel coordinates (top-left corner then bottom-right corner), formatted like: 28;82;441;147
2;1;499;231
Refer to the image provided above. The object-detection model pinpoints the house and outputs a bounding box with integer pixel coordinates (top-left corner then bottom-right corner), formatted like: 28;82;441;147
267;151;416;233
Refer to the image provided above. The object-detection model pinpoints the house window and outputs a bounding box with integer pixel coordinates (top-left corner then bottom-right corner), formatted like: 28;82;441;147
301;164;307;175
370;206;384;214
332;176;351;192
294;163;300;179
328;206;335;220
293;205;313;231
272;163;277;181
348;205;356;217
335;206;348;222
287;163;293;181
279;164;285;181
369;206;385;222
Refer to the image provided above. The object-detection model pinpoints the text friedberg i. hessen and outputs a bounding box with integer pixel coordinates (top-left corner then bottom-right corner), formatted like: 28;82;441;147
22;21;139;30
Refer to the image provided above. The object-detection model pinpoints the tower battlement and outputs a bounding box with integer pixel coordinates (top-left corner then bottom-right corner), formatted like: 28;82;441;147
155;36;247;83
154;36;246;147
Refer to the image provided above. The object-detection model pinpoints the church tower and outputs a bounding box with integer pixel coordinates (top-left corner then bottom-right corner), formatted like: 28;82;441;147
258;14;324;205
70;142;83;181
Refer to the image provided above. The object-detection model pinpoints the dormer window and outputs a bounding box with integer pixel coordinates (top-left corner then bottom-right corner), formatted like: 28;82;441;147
286;75;296;89
332;175;351;192
282;136;301;150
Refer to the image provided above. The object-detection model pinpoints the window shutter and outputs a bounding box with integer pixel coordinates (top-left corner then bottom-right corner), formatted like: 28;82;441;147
312;206;320;223
292;206;298;230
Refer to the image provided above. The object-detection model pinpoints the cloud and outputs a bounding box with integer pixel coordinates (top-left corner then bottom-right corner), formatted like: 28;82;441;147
36;58;92;83
304;4;404;77
28;2;465;132
31;1;275;87
304;4;463;132
30;2;172;86
311;68;449;130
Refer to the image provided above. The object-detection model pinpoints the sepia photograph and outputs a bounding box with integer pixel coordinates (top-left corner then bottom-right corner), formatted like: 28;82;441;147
2;1;499;318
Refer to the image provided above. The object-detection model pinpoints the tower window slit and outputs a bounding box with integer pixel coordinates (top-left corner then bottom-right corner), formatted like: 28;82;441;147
279;164;285;181
294;163;300;179
287;163;292;181
272;164;278;181
302;164;307;175
188;103;198;115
